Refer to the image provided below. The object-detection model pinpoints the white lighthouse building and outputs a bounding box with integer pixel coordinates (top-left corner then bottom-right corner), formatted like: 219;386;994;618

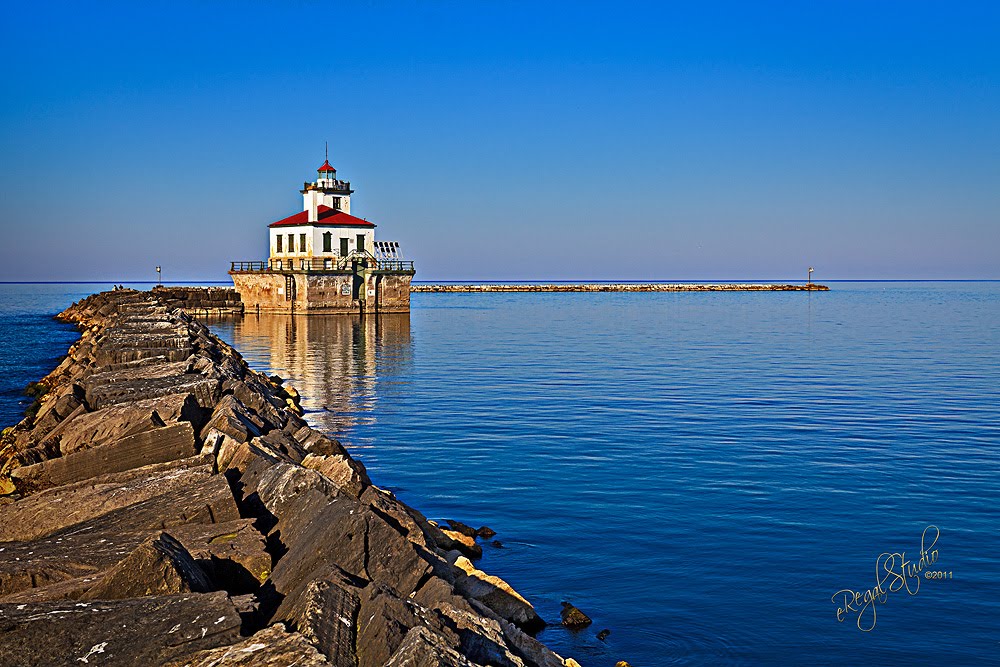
230;157;414;314
267;159;376;272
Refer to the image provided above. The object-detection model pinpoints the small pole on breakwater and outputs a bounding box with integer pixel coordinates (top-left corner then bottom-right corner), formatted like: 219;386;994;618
156;265;162;285
808;267;814;286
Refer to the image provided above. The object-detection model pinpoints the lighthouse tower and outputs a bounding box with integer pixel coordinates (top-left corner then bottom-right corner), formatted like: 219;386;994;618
302;158;353;218
229;155;415;315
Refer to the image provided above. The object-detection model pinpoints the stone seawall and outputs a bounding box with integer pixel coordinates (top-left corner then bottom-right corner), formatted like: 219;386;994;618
413;283;829;292
0;289;585;667
152;285;244;315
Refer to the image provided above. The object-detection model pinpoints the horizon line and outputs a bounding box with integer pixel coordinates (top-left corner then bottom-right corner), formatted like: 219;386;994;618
2;279;999;285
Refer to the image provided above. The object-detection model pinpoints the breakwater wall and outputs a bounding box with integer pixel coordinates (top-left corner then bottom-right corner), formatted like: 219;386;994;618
413;283;829;292
0;289;586;666
152;285;244;315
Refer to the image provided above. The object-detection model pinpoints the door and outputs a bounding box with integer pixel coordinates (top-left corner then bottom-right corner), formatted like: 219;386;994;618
340;237;349;257
357;234;366;254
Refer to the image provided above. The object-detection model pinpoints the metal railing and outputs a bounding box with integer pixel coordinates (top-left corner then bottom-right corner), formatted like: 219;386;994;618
373;260;415;272
230;256;414;273
230;261;270;272
302;180;352;192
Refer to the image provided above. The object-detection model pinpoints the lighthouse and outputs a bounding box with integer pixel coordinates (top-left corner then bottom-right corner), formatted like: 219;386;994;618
230;157;415;314
304;159;352;215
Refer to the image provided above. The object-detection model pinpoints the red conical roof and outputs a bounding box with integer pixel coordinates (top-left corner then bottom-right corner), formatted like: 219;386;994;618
317;160;336;173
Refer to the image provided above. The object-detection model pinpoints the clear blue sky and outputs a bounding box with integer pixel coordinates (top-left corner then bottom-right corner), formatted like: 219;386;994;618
1;1;997;281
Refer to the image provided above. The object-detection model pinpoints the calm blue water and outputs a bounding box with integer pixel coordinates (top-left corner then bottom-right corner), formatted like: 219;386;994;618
3;282;999;666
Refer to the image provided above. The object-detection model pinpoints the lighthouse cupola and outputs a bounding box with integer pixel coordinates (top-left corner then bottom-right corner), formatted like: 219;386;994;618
317;159;336;184
302;153;354;219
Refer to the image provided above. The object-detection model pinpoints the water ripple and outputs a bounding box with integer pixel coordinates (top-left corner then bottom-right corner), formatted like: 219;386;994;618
202;282;1000;666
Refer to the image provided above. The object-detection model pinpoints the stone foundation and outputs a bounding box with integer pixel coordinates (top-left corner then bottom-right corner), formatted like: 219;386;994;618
231;270;414;315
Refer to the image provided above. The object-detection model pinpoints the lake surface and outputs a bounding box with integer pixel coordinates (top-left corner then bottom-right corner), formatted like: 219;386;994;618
3;282;999;666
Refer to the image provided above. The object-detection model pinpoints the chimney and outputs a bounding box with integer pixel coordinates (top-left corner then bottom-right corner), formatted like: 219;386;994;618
308;194;318;223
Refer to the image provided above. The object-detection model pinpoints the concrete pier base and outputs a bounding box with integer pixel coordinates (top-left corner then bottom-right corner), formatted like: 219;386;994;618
230;270;414;315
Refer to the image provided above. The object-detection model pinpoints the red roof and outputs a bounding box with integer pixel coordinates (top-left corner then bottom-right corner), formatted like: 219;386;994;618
317;160;336;172
268;205;375;228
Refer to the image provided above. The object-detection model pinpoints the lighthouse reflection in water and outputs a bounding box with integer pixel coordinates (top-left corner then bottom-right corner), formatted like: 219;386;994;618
209;312;412;450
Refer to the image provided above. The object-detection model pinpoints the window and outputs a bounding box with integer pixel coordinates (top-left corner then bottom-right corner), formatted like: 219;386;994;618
274;259;282;270
287;234;295;253
331;197;341;210
323;232;332;253
300;233;306;254
357;234;366;253
340;237;349;256
276;235;283;253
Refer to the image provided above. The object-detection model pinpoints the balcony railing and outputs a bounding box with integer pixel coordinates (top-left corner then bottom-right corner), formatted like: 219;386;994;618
373;260;415;272
230;255;414;274
230;261;270;272
302;180;352;193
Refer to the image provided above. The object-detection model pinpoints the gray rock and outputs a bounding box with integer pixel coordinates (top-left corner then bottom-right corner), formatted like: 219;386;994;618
0;456;214;542
285;578;361;667
57;393;200;455
437;603;526;667
27;384;84;440
292;426;349;457
384;626;482;667
440;528;483;560
0;472;239;599
84;371;220;411
12;421;197;491
355;585;459;667
0;591;241;666
171;519;272;593
81;532;213;600
304;453;370;499
163;623;333;667
445;519;477;538
560;602;592;628
448;555;544;632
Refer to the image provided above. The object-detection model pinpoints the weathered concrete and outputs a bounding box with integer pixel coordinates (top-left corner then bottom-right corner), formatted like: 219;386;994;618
231;270;415;315
0;289;583;667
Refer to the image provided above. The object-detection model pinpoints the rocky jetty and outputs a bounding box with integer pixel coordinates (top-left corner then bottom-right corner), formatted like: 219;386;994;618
0;289;577;666
151;286;244;315
412;283;828;292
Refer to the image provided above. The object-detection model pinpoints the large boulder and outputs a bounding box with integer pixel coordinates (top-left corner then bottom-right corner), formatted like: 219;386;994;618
449;555;544;632
384;626;482;667
355;585;460;667
57;392;200;455
163;623;333;667
0;592;241;667
12;421;197;491
0;473;239;600
0;455;214;542
81;532;213;600
171;519;272;593
302;452;369;498
559;602;592;628
84;370;220;411
284;578;361;667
